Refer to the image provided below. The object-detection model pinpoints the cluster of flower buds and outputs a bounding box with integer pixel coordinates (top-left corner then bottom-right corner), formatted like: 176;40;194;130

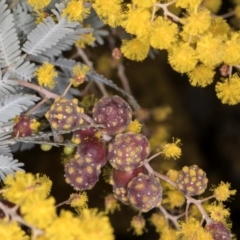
63;95;163;212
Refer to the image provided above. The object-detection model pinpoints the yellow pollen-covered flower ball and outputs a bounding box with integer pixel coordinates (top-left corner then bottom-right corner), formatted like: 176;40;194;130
208;17;230;37
62;0;90;22
223;32;240;65
168;43;197;73
93;0;123;27
122;6;151;39
35;62;58;89
187;64;215;87
196;33;224;67
183;9;211;36
121;38;150;61
150;16;178;50
215;74;240;105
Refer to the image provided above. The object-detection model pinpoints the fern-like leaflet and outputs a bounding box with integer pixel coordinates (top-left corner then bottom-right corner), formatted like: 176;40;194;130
0;155;24;181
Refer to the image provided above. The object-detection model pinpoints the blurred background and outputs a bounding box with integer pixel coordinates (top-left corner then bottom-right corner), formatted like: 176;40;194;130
14;0;240;239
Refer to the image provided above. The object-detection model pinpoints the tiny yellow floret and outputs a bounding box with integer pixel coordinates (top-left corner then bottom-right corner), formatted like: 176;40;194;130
126;120;142;134
207;201;230;222
35;62;58;89
162;138;182;160
104;194;120;214
162;189;185;208
70;64;90;87
212;181;236;201
75;32;96;48
130;215;146;236
69;192;88;209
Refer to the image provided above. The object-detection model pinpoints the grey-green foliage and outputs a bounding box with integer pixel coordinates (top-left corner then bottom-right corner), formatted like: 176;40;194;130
0;93;40;124
0;0;139;180
0;0;21;68
0;155;24;180
22;3;78;56
12;1;36;38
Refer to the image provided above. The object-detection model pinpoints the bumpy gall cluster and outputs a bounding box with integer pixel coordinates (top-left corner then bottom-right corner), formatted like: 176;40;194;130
64;153;101;191
108;132;150;172
112;166;145;204
205;222;231;240
127;173;162;212
45;97;84;131
12;115;39;137
176;165;208;196
92;95;132;135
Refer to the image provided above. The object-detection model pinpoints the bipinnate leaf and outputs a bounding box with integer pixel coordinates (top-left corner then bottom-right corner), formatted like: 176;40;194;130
0;155;24;181
0;0;21;68
0;94;40;124
22;3;78;56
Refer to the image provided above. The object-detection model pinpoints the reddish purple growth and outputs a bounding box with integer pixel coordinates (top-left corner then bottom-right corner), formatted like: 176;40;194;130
12;115;36;137
176;165;208;196
64;157;101;191
112;167;145;204
127;173;162;212
112;166;145;188
92;95;132;135
108;132;150;172
205;222;231;240
45;97;84;131
73;127;107;167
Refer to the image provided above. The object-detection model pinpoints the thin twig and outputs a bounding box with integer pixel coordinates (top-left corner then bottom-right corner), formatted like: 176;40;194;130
154;1;180;23
77;47;108;97
25;97;48;116
117;63;132;95
158;205;180;230
16;80;59;99
220;11;235;19
62;82;73;97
